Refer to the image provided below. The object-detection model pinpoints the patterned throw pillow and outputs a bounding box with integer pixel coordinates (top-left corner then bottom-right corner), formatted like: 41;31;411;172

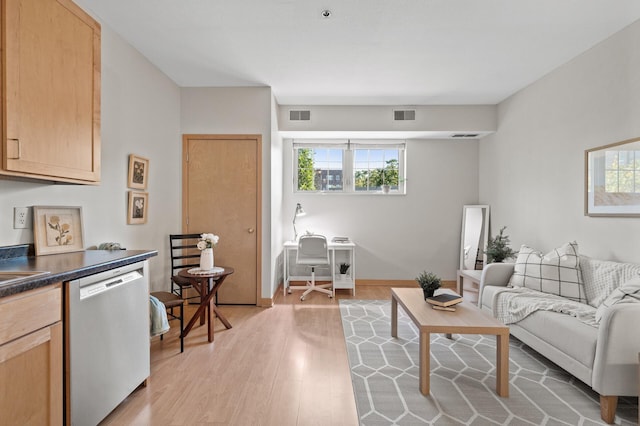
509;241;586;303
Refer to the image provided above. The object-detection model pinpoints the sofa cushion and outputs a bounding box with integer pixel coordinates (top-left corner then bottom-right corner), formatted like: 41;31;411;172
516;310;598;369
509;241;586;303
580;256;640;307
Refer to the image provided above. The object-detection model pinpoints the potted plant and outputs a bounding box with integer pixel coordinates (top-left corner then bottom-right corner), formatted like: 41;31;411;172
416;271;441;299
485;226;517;263
339;263;350;279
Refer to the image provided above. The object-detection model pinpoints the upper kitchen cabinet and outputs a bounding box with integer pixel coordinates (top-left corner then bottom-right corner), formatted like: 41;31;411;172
1;0;101;184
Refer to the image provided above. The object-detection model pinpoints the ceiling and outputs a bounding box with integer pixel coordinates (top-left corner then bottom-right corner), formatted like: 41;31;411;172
75;0;640;106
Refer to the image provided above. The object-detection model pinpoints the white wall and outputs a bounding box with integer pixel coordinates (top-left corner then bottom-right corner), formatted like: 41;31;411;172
270;95;285;299
0;26;182;291
479;19;640;263
282;138;480;281
180;87;274;298
278;105;497;134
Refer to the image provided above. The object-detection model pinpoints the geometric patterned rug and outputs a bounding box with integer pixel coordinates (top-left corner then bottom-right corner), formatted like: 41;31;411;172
339;300;638;425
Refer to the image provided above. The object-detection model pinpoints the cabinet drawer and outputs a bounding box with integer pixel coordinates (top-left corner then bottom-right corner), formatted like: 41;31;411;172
0;284;61;346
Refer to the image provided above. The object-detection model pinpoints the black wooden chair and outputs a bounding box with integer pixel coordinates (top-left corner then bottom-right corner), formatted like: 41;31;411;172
169;233;204;303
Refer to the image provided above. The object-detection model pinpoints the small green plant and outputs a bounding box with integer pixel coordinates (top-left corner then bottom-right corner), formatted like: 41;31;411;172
485;226;517;263
339;263;351;274
416;271;441;296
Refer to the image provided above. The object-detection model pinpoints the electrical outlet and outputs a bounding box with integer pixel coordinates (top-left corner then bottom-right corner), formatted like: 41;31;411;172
14;207;29;229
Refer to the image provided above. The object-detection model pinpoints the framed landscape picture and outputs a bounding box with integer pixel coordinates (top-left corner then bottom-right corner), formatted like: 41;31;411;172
33;206;85;256
585;137;640;217
127;191;148;224
128;154;149;189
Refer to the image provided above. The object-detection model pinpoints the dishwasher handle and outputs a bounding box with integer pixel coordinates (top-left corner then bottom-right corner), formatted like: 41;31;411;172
79;270;143;300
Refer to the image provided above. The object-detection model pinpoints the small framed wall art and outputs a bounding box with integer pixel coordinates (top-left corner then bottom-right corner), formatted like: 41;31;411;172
33;206;85;256
127;191;148;225
128;154;149;189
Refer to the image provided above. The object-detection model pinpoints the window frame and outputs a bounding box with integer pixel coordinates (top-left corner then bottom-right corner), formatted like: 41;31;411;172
293;139;406;194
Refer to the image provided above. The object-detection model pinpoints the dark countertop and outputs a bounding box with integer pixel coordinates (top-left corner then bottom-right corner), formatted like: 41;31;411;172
0;246;158;298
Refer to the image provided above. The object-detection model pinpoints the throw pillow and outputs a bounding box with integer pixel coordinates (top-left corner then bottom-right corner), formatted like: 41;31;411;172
580;256;640;307
509;241;586;303
595;276;640;323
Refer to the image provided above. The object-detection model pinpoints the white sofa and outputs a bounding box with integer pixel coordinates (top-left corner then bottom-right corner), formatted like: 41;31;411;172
478;250;640;424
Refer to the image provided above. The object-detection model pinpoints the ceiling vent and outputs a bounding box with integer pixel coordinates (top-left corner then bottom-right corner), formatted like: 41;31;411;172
451;133;479;138
393;109;415;121
289;110;311;121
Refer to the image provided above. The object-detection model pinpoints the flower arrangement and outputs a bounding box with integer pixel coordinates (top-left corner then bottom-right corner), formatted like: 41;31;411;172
197;233;219;250
339;263;351;274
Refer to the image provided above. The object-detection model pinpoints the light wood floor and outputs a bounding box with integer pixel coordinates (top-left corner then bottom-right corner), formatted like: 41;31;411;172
101;285;395;425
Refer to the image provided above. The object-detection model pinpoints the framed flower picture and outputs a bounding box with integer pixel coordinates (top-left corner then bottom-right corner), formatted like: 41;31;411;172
127;191;148;225
33;206;85;256
128;154;149;189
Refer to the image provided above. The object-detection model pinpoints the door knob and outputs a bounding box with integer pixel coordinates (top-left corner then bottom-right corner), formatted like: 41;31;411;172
248;228;255;233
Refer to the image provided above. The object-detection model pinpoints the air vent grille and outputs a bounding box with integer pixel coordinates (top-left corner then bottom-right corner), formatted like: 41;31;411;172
289;110;311;121
393;110;415;121
451;133;479;138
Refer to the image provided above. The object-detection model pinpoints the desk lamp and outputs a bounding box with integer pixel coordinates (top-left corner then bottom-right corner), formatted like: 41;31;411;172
293;203;306;240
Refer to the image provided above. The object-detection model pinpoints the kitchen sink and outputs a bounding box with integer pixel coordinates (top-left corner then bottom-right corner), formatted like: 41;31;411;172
0;271;50;284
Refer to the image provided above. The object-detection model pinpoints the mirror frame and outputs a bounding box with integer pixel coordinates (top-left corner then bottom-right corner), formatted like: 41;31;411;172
459;205;490;271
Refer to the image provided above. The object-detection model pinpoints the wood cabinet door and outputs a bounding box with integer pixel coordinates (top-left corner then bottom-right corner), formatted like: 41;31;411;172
2;0;101;183
0;322;63;425
183;135;261;305
0;284;63;425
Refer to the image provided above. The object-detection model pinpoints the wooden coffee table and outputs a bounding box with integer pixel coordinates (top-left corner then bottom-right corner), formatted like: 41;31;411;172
391;287;509;397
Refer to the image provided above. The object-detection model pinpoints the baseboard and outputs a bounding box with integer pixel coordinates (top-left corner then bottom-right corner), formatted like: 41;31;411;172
356;279;456;289
356;279;416;287
257;297;273;308
272;279;457;303
442;280;456;290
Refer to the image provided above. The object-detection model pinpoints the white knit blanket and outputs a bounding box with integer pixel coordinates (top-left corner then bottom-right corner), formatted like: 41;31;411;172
492;287;598;328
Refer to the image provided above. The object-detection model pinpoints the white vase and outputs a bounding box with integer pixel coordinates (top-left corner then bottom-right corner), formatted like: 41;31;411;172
200;248;214;270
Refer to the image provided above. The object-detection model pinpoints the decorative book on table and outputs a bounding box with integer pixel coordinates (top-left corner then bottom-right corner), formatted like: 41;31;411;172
426;293;463;307
432;305;457;312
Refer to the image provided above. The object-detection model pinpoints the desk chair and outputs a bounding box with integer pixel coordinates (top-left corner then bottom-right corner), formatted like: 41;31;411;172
291;234;332;301
150;291;184;353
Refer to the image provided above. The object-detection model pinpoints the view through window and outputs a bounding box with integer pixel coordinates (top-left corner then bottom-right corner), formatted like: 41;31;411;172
294;140;405;193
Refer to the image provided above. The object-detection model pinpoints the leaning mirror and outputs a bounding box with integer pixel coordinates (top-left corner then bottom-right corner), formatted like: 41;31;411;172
459;205;490;270
585;137;640;217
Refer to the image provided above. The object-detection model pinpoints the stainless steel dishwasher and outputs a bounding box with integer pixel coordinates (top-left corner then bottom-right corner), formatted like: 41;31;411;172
66;261;150;426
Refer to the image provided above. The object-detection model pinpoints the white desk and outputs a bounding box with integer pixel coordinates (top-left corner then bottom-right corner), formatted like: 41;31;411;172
283;240;356;298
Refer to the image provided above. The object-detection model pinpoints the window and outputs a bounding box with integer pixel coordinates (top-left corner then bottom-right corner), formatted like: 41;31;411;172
354;148;400;191
294;140;405;193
